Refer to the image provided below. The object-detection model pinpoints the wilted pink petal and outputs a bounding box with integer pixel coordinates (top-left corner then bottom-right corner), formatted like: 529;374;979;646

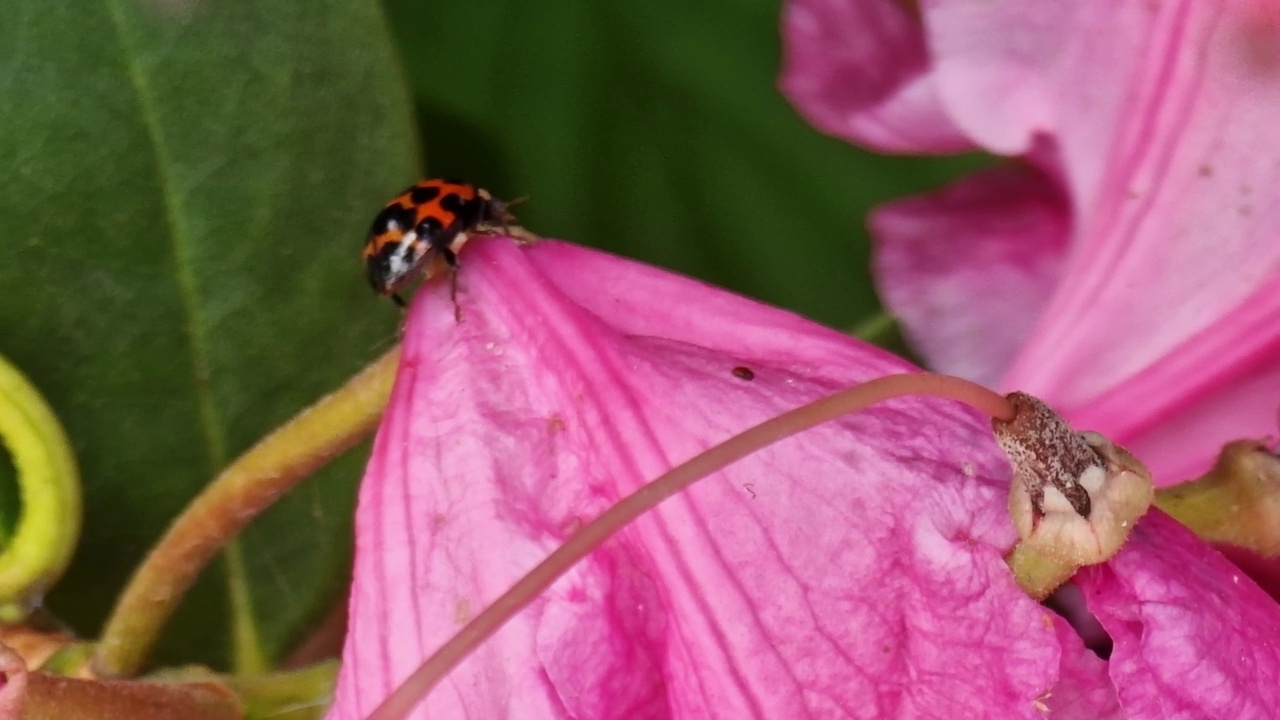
870;164;1070;388
778;0;970;152
1078;511;1280;716
331;239;1070;719
806;0;1280;483
332;239;1280;719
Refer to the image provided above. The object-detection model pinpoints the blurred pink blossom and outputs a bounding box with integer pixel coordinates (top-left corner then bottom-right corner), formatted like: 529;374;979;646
328;239;1280;720
782;0;1280;485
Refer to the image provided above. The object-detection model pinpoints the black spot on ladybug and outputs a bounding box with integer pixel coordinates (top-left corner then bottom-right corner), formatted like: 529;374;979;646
732;366;755;381
460;196;486;227
414;215;445;241
438;192;468;216
409;184;442;205
370;203;415;235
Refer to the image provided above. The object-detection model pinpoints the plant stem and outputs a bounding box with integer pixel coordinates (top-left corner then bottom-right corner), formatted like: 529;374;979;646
224;661;338;720
849;312;897;342
22;674;241;720
0;353;81;619
365;373;1013;720
94;346;402;679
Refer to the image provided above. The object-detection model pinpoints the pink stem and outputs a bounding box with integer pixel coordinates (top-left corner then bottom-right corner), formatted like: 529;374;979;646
365;373;1012;720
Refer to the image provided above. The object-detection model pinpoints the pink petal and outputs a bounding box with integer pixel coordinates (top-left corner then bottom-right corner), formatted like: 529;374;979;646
333;239;1280;719
870;163;1071;388
1216;545;1280;604
1079;511;1280;716
868;0;1280;482
951;1;1280;409
329;239;1066;719
1080;327;1280;483
1045;616;1123;719
778;0;971;152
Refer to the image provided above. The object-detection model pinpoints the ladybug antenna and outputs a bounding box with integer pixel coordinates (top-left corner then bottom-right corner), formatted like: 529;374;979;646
490;195;531;239
497;195;528;223
391;293;407;309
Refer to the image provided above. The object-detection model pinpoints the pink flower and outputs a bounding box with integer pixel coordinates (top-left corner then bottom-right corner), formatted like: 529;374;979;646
781;0;1280;485
328;238;1280;720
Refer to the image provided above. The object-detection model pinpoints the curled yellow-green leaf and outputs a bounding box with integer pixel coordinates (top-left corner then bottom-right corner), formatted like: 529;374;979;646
0;354;81;619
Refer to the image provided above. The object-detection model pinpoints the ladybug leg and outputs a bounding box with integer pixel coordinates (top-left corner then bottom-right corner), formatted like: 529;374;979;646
390;293;407;309
449;270;462;323
441;247;463;324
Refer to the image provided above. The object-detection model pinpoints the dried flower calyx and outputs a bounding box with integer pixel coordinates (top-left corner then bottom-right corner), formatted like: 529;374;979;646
991;392;1097;520
993;392;1154;572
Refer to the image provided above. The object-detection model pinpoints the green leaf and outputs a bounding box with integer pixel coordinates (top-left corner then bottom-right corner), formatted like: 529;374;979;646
0;0;416;668
383;0;988;328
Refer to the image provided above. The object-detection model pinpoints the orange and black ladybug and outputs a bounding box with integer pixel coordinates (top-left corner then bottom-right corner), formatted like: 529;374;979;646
362;179;520;307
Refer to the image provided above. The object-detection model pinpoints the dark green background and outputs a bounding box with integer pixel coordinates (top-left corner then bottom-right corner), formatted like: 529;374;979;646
0;0;976;670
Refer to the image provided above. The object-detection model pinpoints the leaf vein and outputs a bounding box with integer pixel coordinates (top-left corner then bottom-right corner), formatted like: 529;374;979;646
100;0;228;471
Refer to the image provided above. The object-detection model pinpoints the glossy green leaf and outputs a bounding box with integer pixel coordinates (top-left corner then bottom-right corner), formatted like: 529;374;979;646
0;0;416;668
383;0;987;329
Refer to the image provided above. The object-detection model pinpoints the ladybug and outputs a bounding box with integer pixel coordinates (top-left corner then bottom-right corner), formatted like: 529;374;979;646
363;178;519;307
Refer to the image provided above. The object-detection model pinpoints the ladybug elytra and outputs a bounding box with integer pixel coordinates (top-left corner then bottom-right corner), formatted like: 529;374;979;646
362;178;519;307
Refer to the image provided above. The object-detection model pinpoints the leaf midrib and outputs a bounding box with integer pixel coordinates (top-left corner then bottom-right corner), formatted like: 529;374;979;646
100;0;262;669
100;0;226;471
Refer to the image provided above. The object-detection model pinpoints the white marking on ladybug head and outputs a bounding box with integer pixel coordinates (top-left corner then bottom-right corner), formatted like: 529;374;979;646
387;232;426;282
